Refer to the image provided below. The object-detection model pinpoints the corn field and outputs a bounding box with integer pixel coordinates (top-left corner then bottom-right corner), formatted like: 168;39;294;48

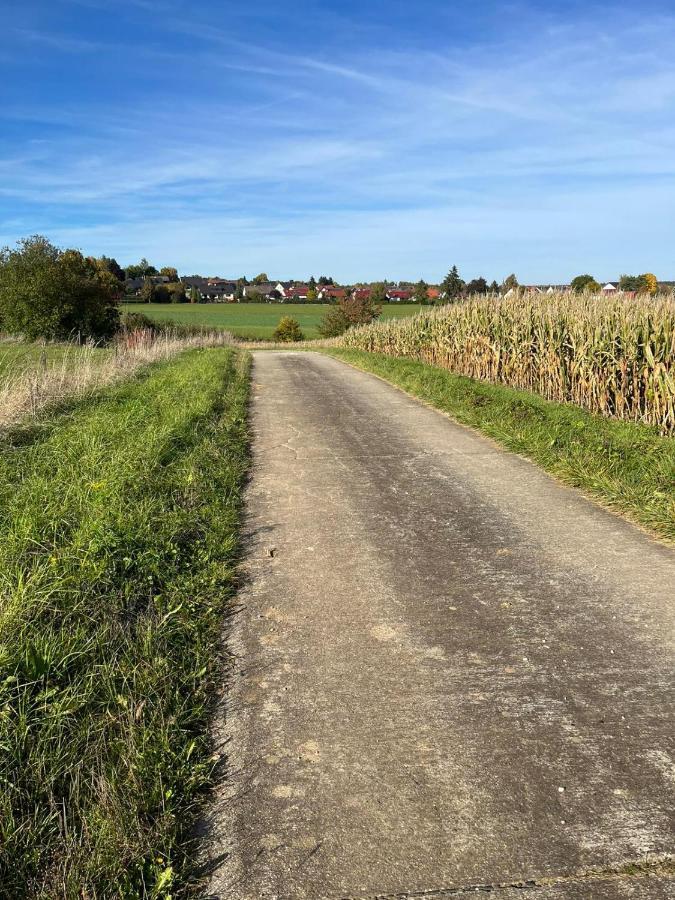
341;293;675;431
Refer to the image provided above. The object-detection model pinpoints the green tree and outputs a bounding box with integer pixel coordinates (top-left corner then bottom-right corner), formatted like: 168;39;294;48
0;235;120;341
95;256;124;281
318;275;334;285
273;316;304;342
125;258;157;279
306;287;318;302
252;272;269;284
619;275;640;291
139;277;155;303
318;305;349;337
189;286;201;304
502;273;519;292
159;266;179;282
369;282;388;304
440;265;464;299
166;282;186;303
489;280;499;293
571;274;601;293
413;279;428;304
465;276;488;295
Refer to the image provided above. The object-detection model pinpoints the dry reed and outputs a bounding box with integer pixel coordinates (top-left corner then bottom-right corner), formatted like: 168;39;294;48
0;327;236;428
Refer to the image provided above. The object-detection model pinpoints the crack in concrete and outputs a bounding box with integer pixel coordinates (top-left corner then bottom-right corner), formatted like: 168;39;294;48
337;857;675;899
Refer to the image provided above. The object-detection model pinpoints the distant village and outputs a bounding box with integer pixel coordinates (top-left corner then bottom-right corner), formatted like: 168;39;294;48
124;268;672;303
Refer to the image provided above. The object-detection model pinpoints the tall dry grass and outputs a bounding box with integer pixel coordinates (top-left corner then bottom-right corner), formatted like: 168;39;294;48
341;293;675;431
0;327;236;428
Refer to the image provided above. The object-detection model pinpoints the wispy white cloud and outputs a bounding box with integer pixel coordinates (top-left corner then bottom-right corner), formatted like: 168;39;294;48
2;3;675;280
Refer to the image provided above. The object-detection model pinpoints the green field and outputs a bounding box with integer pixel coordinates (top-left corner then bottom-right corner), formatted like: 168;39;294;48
121;301;424;339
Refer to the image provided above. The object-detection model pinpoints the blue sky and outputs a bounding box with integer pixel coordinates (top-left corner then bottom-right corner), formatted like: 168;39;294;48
2;0;675;282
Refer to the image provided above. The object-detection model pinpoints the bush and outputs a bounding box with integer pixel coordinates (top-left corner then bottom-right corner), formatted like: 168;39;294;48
318;294;382;337
0;236;121;341
318;305;349;337
273;316;304;342
121;310;158;332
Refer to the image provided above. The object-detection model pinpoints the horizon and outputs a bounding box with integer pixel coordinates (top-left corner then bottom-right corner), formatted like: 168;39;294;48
3;1;675;282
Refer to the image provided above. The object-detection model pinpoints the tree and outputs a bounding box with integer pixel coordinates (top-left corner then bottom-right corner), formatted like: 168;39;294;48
642;273;658;294
318;306;349;337
159;266;179;282
369;282;388;304
189;286;200;304
125;257;157;279
571;274;601;293
95;256;124;281
252;272;269;284
413;279;428;304
489;280;499;293
465;276;488;295
139;277;155;303
0;235;120;341
318;292;381;337
234;279;246;302
166;282;186;303
440;265;464;300
318;275;334;285
306;287;318;302
308;275;317;289
502;273;519;291
273;316;304;342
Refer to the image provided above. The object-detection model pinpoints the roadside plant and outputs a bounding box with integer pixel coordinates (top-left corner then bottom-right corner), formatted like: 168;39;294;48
319;293;382;337
273;316;305;342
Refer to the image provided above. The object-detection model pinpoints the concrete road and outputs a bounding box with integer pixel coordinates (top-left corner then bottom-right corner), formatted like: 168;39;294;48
203;352;675;899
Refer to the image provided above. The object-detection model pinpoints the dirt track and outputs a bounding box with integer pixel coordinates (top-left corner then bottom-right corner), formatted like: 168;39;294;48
203;351;675;899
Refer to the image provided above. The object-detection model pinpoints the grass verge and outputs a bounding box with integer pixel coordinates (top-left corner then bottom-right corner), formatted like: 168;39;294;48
324;349;675;542
0;347;250;897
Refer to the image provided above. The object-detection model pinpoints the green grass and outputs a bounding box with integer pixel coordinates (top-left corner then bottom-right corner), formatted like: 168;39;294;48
121;301;424;339
325;349;675;542
0;347;250;897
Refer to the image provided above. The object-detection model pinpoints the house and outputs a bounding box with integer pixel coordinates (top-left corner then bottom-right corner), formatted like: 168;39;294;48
125;277;145;294
545;284;570;294
602;283;618;293
181;276;208;291
125;274;171;295
504;285;542;298
351;289;371;302
427;287;440;301
273;281;295;298
386;289;413;302
203;280;237;302
318;287;347;301
283;285;310;301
